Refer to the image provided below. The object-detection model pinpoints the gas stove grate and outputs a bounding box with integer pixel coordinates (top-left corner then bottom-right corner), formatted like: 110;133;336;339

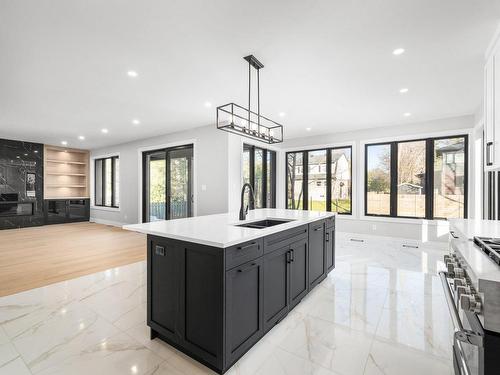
473;237;500;266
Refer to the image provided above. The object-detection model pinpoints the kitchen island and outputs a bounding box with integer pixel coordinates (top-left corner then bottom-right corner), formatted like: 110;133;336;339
124;209;335;374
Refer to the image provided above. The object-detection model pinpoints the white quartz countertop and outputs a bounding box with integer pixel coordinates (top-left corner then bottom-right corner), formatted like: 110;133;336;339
123;209;335;248
449;218;500;240
449;219;500;284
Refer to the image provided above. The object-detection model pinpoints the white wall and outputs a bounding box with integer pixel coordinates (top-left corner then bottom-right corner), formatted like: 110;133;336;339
90;125;229;225
278;115;477;242
89;114;480;243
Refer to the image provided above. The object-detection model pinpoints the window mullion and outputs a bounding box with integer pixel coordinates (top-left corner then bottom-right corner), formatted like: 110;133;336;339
303;151;309;210
262;149;268;208
425;139;434;220
390;142;398;217
102;158;107;207
326;149;332;211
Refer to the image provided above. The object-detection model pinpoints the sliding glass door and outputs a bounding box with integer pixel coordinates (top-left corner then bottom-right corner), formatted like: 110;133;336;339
168;147;193;220
144;151;166;221
143;145;193;222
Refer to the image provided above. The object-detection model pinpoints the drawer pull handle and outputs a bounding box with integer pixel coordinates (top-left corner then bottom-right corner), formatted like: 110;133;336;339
237;262;257;272
326;232;330;242
155;245;165;256
486;142;493;166
237;242;258;250
450;231;459;239
313;226;323;232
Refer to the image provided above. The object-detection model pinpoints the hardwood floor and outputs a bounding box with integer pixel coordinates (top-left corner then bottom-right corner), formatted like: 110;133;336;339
0;222;146;297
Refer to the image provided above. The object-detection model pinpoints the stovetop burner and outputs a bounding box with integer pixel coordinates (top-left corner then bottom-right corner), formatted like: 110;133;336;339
473;236;500;266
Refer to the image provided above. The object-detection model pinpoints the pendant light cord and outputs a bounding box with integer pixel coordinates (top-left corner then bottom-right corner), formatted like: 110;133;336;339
248;60;251;126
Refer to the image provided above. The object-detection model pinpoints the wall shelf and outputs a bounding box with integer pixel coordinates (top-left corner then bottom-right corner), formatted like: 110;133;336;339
46;185;87;188
44;145;90;199
46;159;87;165
46;172;86;176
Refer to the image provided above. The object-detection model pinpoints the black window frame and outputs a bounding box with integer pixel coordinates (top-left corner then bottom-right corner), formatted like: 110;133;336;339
364;135;468;220
94;155;119;208
243;144;277;208
285;145;353;214
141;144;194;223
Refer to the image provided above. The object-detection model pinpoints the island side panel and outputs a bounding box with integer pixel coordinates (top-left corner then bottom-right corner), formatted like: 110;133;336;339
147;235;225;373
180;241;225;370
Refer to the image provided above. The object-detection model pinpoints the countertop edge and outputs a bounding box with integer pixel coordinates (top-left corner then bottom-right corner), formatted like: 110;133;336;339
123;211;334;248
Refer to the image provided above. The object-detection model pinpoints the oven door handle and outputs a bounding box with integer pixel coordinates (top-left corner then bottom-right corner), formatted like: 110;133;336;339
439;272;483;346
439;271;484;375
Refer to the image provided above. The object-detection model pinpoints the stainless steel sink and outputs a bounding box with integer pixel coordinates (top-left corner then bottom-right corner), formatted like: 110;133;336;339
235;218;294;229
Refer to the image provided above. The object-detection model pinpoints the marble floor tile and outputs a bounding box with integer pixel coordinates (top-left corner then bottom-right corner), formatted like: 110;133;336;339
375;291;453;360
269;312;374;375
0;327;8;345
12;305;120;373
0;358;32;375
0;341;20;368
0;232;452;375
35;332;164;375
251;346;341;375
114;303;147;331
364;339;453;375
125;323;178;361
296;284;388;335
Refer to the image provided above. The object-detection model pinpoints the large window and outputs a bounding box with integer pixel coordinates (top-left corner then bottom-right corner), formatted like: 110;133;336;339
286;146;352;214
242;144;276;208
95;156;119;208
365;135;467;219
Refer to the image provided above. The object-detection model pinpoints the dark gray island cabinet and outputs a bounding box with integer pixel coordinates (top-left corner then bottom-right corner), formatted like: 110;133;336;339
137;213;335;374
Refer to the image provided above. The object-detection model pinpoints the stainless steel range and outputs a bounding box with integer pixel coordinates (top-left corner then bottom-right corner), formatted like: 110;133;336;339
442;223;500;375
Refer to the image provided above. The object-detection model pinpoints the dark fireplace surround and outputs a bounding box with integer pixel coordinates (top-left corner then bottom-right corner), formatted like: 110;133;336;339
0;138;44;229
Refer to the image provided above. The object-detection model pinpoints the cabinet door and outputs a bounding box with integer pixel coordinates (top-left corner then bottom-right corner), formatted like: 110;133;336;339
45;200;68;223
148;238;179;343
308;221;326;289
325;226;335;273
289;238;308;309
494;50;500;165
225;258;263;367
68;200;89;221
263;246;290;332
486;56;495;166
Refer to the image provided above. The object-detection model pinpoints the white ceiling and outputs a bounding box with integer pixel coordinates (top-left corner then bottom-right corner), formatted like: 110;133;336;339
0;0;499;149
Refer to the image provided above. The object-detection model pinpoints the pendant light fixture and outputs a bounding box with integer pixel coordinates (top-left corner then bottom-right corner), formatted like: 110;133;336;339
216;55;284;144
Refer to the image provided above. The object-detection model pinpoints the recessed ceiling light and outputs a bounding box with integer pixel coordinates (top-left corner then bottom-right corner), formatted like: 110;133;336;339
403;112;412;117
399;88;409;93
132;119;141;125
78;135;85;140
24;153;28;156
127;70;138;78
61;141;68;146
279;112;286;117
101;128;109;134
392;48;405;55
204;102;212;108
306;127;312;131
34;150;38;153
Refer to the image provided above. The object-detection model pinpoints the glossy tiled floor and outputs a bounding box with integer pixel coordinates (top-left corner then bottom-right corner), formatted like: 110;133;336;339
0;233;453;375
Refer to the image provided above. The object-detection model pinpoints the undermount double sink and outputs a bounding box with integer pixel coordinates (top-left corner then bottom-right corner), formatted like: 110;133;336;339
236;218;295;229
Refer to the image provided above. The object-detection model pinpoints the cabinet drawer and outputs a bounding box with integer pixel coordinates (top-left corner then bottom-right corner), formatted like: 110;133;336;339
325;215;335;229
225;238;263;270
263;225;308;254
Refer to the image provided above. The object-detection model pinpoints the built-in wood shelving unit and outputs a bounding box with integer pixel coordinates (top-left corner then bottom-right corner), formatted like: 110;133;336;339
44;145;90;199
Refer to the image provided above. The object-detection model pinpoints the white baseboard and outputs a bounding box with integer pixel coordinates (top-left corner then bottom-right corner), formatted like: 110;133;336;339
337;231;448;251
89;217;126;228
